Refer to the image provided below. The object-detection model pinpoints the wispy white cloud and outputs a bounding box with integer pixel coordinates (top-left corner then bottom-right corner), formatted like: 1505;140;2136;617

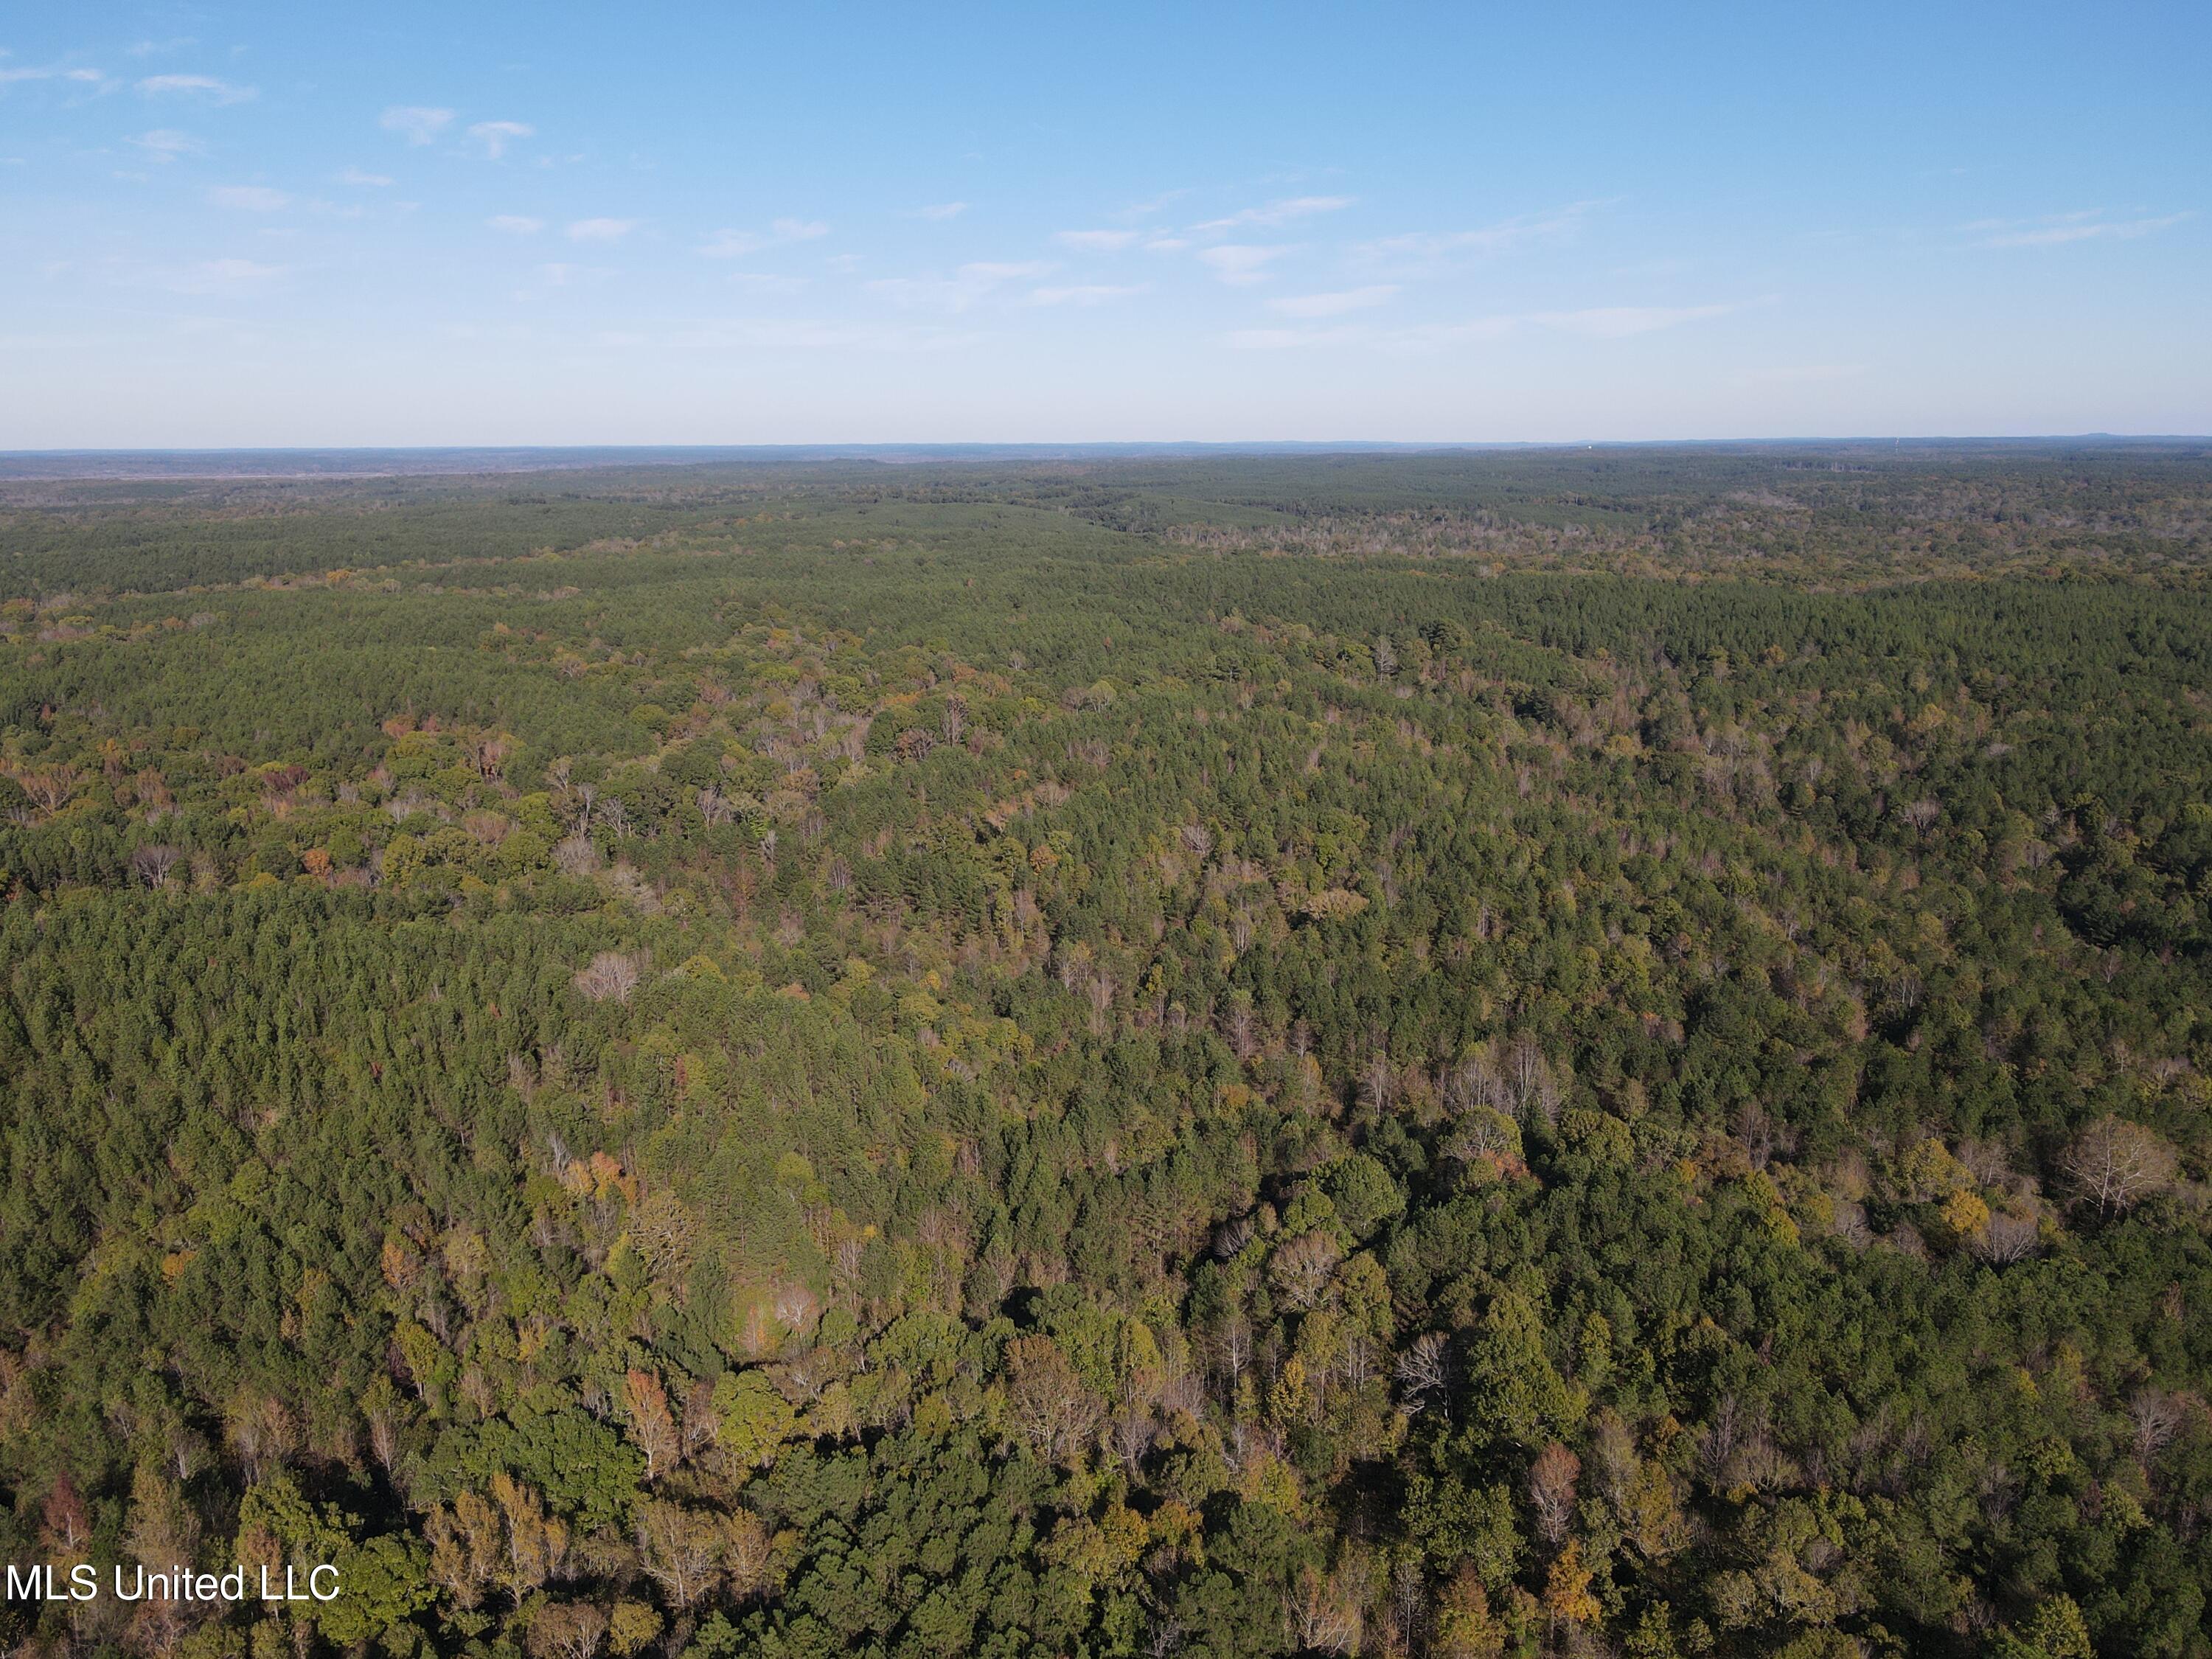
908;201;968;220
380;105;453;145
1029;283;1147;306
338;167;393;187
1227;324;1374;350
535;262;610;288
1193;195;1352;232
467;120;534;159
488;215;544;234
138;73;255;104
1267;285;1398;319
1057;229;1139;251
566;218;637;242
1;64;107;88
131;129;203;164
127;38;194;58
437;321;535;344
681;319;980;352
727;272;810;295
1197;243;1289;285
1116;188;1191;222
164;257;287;296
869;260;1054;312
699;218;829;257
1354;202;1599;273
961;261;1056;282
1227;300;1733;350
1970;209;2191;248
1227;318;1514;351
1532;303;1733;337
208;184;288;212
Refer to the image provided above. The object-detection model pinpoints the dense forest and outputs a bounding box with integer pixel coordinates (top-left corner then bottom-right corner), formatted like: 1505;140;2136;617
2;443;2210;1658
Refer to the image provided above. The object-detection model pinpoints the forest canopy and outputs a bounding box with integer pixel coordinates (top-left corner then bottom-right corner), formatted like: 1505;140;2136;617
2;443;2210;1659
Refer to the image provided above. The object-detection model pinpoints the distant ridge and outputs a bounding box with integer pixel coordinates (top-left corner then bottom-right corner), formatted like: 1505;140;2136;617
0;435;2203;483
0;442;1534;482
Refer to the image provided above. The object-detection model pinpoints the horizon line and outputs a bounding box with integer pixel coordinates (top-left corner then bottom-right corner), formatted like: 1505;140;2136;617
6;433;2209;460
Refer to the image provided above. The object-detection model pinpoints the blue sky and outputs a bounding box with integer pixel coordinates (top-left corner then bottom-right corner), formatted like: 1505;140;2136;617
2;1;2206;445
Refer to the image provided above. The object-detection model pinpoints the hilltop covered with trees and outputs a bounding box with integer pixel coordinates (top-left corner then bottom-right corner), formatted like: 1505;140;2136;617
2;444;2210;1658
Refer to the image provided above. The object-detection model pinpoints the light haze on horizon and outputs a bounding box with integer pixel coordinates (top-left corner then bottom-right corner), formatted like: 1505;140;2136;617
1;1;2207;448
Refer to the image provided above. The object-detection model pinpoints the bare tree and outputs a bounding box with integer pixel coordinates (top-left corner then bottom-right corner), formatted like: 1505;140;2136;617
426;1491;501;1610
722;1511;773;1601
771;1281;819;1335
1107;1397;1156;1479
1268;1231;1342;1311
1528;1441;1582;1545
2060;1119;2178;1217
2129;1389;2186;1466
1531;1451;1584;1557
1388;1557;1427;1653
1360;1054;1399;1115
1223;999;1260;1060
574;951;643;1004
1284;1565;1362;1655
622;1370;681;1481
131;844;182;888
830;1236;865;1306
1394;1331;1450;1410
1973;1209;2042;1265
223;1394;298;1484
465;730;515;780
634;1500;724;1609
1212;1213;1256;1262
527;1602;608;1659
365;1400;403;1475
1505;1034;1560;1122
16;764;80;815
1444;1051;1508;1116
1005;1336;1101;1465
1215;1312;1252;1387
1588;1409;1638;1516
1443;1108;1520;1170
